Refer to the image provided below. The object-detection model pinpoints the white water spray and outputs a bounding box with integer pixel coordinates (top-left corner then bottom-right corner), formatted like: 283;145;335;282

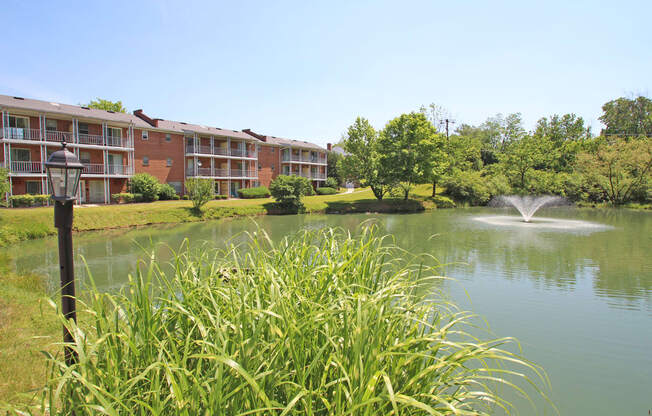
492;195;564;222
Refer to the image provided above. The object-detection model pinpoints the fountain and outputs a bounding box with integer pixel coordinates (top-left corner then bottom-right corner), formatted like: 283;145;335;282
472;195;610;231
491;195;564;222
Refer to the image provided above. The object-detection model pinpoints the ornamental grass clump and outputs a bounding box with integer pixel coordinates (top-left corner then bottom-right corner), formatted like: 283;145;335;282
32;226;550;415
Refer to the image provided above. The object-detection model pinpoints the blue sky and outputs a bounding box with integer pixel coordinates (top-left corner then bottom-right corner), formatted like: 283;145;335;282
2;0;650;146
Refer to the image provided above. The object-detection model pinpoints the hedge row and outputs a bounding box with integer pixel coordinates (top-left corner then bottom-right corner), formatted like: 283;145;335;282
9;194;51;208
316;187;338;195
237;186;271;199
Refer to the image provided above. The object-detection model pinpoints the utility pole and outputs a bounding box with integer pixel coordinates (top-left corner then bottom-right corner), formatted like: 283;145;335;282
441;118;455;139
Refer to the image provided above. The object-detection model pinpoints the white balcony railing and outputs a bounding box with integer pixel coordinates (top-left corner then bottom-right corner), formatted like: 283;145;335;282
213;147;229;156
106;136;125;147
186;167;258;178
82;163;104;174
2;127;41;141
44;130;73;142
10;161;43;173
312;173;326;180
78;133;104;146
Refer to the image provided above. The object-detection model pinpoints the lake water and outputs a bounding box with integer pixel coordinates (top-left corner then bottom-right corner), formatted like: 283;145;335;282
3;208;651;415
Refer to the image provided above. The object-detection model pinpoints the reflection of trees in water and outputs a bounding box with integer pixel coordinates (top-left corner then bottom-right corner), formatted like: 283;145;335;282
3;210;650;309
372;210;652;309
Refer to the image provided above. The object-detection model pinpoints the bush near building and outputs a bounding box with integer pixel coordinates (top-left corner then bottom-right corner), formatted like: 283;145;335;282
157;184;179;200
269;175;313;213
129;173;160;202
316;187;338;195
185;178;214;211
8;194;50;208
237;186;271;199
325;177;339;189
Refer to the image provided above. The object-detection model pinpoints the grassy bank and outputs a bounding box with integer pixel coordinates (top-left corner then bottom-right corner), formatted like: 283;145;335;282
0;255;59;408
0;187;445;247
7;227;549;415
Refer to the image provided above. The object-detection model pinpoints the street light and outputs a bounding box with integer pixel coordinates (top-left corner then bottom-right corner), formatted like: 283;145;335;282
45;142;84;366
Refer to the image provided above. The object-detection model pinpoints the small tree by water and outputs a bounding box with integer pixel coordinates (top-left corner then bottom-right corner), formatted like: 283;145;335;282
269;175;312;213
185;178;213;211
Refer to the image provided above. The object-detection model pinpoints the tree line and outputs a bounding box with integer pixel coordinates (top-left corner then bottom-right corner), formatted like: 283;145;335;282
333;95;652;206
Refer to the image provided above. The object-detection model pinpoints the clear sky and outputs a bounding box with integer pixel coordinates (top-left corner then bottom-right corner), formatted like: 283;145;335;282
2;0;650;146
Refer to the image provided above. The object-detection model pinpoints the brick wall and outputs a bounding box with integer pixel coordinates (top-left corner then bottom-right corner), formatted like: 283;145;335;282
133;129;185;189
257;144;280;187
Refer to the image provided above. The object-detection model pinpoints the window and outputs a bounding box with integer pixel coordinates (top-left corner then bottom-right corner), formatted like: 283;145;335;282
26;181;41;195
8;116;28;128
142;130;148;140
10;148;30;162
78;122;89;135
258;163;262;170
46;119;58;131
107;127;122;138
167;158;173;167
142;156;149;166
165;134;171;142
79;151;91;164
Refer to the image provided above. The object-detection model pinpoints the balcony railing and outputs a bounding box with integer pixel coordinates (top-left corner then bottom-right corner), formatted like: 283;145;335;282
106;136;126;147
282;153;327;164
82;163;104;174
9;161;43;173
312;173;326;180
185;144;256;158
44;130;72;142
2;128;41;141
78;133;104;146
186;168;258;178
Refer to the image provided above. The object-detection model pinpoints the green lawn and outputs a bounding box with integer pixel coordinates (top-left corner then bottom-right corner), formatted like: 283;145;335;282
0;188;396;247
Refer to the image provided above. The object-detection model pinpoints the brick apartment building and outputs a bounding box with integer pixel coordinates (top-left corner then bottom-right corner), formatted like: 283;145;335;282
0;94;328;203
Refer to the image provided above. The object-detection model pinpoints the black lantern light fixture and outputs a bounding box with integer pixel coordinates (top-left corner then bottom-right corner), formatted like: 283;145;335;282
45;142;84;366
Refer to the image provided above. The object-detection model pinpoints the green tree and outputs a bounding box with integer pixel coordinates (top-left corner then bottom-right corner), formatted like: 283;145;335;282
534;113;591;144
269;175;313;212
339;117;394;200
576;137;652;205
129;173;160;202
599;96;652;137
185;178;214;211
0;167;10;205
499;135;550;190
326;151;342;185
378;112;439;199
85;98;127;113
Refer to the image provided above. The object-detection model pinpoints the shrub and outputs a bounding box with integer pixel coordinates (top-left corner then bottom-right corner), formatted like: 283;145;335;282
157;183;179;200
316;186;337;195
185;178;214;211
442;170;491;205
38;227;548;415
325;177;339;189
269;175;313;213
111;193;136;204
182;194;190;200
431;195;456;208
214;194;227;200
129;173;160;202
9;194;50;207
237;186;270;199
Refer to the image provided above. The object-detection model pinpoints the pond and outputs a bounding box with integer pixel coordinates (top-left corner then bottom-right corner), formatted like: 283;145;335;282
3;208;651;415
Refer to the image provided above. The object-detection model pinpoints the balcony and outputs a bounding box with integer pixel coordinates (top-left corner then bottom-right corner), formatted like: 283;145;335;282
185;144;256;158
282;153;327;164
80;164;132;175
2;127;41;141
186;168;258;178
106;136;127;147
44;130;72;143
78;133;104;146
8;161;43;174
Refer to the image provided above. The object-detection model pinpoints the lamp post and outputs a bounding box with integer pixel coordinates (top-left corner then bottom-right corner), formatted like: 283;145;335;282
45;142;84;366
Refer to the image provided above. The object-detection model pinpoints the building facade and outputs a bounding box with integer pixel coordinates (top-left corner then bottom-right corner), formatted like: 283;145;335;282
0;94;328;203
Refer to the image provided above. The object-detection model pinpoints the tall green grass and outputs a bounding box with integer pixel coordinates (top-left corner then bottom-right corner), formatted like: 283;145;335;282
21;226;551;415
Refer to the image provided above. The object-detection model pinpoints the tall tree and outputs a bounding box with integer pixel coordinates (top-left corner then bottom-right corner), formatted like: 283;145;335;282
534;113;591;144
419;103;452;134
499;135;550;190
85;98;127;113
378;112;439;200
599;96;652;137
339;117;394;200
481;113;525;150
577;137;652;205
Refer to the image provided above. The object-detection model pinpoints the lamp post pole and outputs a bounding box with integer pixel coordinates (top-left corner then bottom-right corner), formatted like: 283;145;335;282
45;142;84;367
55;199;77;366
